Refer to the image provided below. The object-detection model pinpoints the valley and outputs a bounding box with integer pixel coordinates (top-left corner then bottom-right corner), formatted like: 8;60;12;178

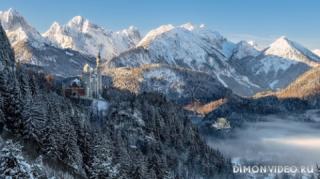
206;111;320;178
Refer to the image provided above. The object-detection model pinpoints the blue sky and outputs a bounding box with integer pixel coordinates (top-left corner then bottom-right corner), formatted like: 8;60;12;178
0;0;319;49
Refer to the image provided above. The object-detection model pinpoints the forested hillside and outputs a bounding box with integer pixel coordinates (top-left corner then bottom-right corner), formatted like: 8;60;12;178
0;24;232;179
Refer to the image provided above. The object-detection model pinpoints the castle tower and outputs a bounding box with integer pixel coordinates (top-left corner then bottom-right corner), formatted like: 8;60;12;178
96;52;101;69
94;53;100;98
82;52;103;99
93;52;103;98
82;63;92;98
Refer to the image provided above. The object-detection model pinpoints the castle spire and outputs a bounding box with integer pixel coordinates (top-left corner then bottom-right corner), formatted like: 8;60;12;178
96;51;101;69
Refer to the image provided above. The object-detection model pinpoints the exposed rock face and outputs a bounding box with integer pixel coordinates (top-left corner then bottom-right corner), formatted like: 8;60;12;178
43;16;141;60
0;8;46;46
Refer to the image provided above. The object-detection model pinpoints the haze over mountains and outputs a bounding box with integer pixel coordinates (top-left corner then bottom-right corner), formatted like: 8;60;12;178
1;8;320;99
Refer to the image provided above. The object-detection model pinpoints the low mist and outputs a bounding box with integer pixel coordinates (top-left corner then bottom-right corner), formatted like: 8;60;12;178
206;110;320;166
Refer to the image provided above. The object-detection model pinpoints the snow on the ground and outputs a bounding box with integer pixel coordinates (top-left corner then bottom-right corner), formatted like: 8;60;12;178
255;56;297;75
143;67;185;95
269;80;279;89
92;99;109;112
313;49;320;57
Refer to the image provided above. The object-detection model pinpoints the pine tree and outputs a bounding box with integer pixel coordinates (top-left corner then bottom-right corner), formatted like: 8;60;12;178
0;140;32;178
24;94;47;142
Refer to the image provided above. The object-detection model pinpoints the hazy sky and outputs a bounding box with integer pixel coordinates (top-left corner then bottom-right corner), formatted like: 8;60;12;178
0;0;319;49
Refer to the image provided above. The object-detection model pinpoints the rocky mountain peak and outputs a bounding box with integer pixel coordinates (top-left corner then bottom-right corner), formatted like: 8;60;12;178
66;16;96;33
264;36;320;66
180;22;197;31
0;8;21;21
0;8;46;47
231;40;260;60
137;24;175;47
0;8;29;30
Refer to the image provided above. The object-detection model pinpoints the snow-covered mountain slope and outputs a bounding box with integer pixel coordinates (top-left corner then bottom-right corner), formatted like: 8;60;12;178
107;23;261;96
0;9;95;77
188;23;237;58
229;37;319;90
229;40;260;60
43;16;141;60
313;49;320;57
14;41;95;77
264;36;320;67
0;8;46;47
105;64;232;104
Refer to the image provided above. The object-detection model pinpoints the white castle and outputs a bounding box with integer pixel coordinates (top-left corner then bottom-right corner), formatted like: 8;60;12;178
82;53;103;99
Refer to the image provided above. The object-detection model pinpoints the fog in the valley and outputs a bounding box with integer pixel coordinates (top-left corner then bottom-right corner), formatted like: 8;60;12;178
207;110;320;166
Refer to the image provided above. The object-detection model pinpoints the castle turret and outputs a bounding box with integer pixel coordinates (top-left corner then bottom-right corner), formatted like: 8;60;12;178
96;52;101;69
81;53;103;99
95;52;103;98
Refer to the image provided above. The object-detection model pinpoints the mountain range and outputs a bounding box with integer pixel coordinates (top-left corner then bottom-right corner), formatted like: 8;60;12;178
43;16;141;60
1;8;320;100
1;7;320;178
0;23;232;178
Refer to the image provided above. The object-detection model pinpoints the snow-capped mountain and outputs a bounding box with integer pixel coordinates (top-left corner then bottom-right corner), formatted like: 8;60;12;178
0;9;95;76
0;8;46;47
43;16;141;60
229;40;260;60
264;36;320;67
107;23;261;96
13;41;95;77
2;8;320;96
230;36;319;90
313;49;320;57
255;36;320;75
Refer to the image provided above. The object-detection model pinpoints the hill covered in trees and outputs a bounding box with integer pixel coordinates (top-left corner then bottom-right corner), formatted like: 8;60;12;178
0;24;232;179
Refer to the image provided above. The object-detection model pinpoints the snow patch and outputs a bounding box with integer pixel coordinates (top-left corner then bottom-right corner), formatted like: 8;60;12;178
232;41;260;59
43;16;141;60
256;56;297;75
65;51;74;56
143;68;185;95
0;8;47;46
313;49;320;57
92;99;109;112
269;80;279;89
